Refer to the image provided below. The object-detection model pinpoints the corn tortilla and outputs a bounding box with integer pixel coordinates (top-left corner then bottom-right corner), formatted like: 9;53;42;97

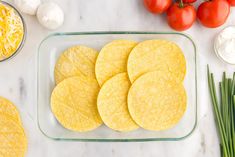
128;71;187;131
0;114;27;157
0;96;21;124
54;45;98;84
51;76;102;132
97;73;139;132
95;40;137;86
127;39;186;83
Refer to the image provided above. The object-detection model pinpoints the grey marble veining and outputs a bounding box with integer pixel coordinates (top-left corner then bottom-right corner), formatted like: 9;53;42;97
19;77;26;102
1;0;235;156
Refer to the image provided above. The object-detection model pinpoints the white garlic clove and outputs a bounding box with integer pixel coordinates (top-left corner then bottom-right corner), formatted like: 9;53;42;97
36;2;64;30
14;0;41;15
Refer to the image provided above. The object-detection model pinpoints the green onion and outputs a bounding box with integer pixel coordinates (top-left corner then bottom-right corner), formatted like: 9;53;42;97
207;66;235;157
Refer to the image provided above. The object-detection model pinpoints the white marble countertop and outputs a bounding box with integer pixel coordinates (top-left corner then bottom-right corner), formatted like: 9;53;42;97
1;0;235;156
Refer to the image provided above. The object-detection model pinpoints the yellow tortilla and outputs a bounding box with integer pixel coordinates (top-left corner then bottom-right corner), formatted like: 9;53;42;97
95;40;137;86
54;45;98;84
0;114;27;157
128;71;187;131
0;96;21;124
51;76;102;132
97;73;139;132
127;39;186;83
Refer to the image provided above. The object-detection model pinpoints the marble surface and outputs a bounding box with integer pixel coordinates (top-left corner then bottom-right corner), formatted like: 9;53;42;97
1;0;235;156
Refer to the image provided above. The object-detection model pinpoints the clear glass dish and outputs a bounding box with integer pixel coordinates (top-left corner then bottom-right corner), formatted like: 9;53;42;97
37;32;197;142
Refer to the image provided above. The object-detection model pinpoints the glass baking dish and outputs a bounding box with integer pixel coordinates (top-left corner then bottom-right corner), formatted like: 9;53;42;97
37;32;197;142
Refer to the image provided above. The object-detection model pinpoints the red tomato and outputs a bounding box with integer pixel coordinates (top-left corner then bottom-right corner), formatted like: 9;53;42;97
167;3;196;31
197;0;230;28
228;0;235;6
183;0;197;3
143;0;172;14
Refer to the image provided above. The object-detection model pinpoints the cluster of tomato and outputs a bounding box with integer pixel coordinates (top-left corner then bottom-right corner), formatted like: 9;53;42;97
144;0;233;31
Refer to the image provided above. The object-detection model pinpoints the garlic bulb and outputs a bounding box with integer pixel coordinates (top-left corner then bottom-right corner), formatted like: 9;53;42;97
36;2;64;30
14;0;41;15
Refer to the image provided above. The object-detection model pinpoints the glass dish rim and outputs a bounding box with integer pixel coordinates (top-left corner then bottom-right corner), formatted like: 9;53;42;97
37;31;198;142
0;1;27;62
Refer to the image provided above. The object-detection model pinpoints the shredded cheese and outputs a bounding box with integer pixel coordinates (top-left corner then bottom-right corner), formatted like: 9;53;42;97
0;3;24;60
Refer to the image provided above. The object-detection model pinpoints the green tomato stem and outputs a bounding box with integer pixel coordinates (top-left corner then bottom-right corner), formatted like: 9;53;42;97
179;0;184;8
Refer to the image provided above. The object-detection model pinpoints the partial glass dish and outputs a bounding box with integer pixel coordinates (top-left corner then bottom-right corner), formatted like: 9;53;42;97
0;1;26;62
37;32;197;142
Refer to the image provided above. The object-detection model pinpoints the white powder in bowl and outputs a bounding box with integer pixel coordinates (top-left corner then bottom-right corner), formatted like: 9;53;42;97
215;26;235;64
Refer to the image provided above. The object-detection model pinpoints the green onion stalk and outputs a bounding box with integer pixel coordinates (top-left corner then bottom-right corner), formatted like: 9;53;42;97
207;66;235;157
